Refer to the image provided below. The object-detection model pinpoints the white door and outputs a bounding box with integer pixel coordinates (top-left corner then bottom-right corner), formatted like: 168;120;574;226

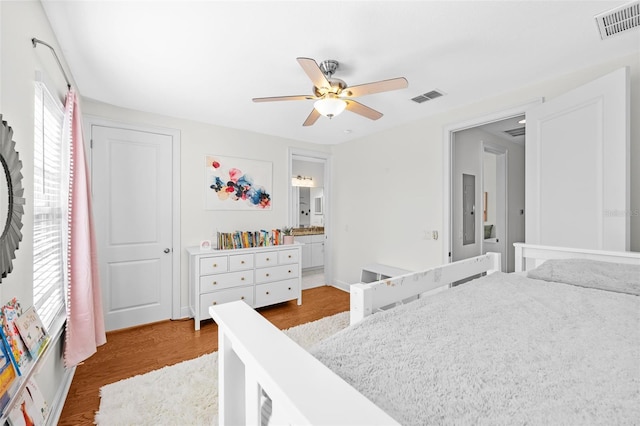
451;133;483;262
526;67;629;251
91;125;174;331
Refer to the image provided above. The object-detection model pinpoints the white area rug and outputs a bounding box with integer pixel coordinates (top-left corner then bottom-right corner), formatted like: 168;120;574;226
95;311;350;426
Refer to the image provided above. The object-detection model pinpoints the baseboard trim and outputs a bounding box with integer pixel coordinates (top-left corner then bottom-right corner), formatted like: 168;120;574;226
331;280;351;293
47;365;75;426
302;281;325;290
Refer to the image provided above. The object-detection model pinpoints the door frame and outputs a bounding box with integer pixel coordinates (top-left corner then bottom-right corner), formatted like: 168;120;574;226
84;115;182;319
443;99;541;265
288;147;332;286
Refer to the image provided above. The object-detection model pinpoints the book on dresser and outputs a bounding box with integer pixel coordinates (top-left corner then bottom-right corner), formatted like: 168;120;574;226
187;243;303;330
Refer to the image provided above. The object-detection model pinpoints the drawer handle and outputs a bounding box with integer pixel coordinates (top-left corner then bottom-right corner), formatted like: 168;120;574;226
288;270;291;273
212;301;217;305
266;257;270;261
212;281;217;285
266;273;270;277
266;291;270;295
241;296;245;300
241;260;245;264
241;277;245;281
288;255;292;258
288;287;291;290
213;263;218;268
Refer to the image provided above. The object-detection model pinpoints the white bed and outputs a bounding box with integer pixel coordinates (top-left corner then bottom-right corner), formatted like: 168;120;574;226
209;243;640;425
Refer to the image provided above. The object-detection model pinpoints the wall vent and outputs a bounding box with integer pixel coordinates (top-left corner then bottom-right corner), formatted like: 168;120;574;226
411;90;444;103
504;127;525;138
595;0;640;40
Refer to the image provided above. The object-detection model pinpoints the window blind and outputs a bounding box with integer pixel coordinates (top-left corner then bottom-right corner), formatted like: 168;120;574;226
33;82;66;330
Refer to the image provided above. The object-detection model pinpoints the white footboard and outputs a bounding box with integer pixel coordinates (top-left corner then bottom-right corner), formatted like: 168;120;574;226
210;301;400;426
350;252;502;325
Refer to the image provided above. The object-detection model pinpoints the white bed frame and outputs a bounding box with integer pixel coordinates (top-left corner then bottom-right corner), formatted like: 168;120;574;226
209;243;640;425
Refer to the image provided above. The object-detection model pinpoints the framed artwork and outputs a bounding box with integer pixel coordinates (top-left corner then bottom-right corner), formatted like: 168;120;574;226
204;155;273;210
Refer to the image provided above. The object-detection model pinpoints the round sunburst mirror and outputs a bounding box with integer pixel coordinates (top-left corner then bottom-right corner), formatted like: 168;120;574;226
0;115;24;282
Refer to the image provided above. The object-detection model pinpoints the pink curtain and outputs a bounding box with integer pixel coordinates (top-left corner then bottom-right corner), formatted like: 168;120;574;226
63;90;106;367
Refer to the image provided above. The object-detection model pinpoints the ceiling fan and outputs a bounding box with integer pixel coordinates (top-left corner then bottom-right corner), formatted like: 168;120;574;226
252;57;408;126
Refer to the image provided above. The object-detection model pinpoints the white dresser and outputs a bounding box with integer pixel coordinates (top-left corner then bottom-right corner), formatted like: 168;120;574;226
187;244;302;330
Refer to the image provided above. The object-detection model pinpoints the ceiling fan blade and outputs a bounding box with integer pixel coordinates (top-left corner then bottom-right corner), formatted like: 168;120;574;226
341;77;408;98
345;100;383;120
303;108;321;127
297;57;331;90
253;95;316;103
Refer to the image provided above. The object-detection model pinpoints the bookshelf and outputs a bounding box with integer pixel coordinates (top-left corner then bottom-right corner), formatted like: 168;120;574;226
0;311;66;424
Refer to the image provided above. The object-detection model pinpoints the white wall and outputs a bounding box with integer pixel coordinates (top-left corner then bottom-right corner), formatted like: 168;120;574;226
292;159;324;187
331;53;640;285
81;99;330;315
0;0;75;417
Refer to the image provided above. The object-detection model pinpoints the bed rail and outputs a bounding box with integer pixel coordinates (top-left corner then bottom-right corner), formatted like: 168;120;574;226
514;243;640;272
350;252;501;325
210;301;400;426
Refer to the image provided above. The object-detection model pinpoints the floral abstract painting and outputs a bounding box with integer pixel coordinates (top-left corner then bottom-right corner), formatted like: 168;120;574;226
204;155;272;210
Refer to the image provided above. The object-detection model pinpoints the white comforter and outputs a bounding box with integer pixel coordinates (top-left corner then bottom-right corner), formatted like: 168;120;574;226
310;272;640;425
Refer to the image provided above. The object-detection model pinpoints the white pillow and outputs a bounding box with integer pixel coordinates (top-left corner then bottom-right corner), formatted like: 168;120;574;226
527;259;640;296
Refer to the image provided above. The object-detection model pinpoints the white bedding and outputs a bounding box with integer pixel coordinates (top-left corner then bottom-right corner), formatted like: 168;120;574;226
310;272;640;425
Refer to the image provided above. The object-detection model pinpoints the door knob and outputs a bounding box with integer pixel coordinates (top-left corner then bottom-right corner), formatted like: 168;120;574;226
164;248;170;253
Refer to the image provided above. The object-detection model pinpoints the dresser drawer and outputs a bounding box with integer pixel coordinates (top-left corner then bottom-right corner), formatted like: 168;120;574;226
229;253;254;271
255;251;279;268
199;270;254;293
199;255;228;275
255;264;299;284
200;286;254;314
255;279;299;308
278;248;299;264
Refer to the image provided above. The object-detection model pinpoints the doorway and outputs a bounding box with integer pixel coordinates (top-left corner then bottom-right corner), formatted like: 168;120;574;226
87;117;181;331
289;149;331;289
448;112;527;273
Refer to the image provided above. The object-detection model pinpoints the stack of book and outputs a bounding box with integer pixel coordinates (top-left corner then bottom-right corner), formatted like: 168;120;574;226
216;229;284;250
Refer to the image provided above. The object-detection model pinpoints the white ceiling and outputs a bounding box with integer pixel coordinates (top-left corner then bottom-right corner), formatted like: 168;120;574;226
41;1;639;145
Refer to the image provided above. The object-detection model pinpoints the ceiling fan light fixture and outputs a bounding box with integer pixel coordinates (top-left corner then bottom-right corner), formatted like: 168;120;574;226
314;96;347;119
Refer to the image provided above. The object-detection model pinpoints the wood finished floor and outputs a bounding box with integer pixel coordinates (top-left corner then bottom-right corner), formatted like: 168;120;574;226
58;286;349;425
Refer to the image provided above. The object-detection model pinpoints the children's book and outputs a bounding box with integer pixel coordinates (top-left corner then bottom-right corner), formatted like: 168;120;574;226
0;327;20;377
0;341;17;414
1;299;30;369
13;307;49;359
6;378;48;426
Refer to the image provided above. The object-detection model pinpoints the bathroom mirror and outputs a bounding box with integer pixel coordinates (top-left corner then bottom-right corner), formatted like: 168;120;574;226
0;116;25;282
294;186;324;227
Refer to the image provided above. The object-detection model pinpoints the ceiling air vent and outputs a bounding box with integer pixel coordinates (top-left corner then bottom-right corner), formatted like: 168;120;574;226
504;127;525;138
411;90;444;104
595;0;640;40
